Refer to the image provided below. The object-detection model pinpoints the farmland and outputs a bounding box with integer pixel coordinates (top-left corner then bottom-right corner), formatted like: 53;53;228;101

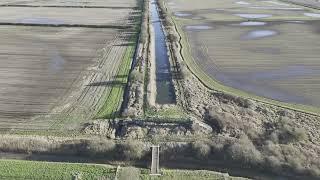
0;159;248;180
0;159;116;179
165;0;320;113
1;0;320;179
0;0;141;134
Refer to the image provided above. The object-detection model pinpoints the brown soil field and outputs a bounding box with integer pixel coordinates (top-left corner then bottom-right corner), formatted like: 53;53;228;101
0;7;131;26
0;0;140;133
166;0;320;109
0;0;138;7
0;26;117;131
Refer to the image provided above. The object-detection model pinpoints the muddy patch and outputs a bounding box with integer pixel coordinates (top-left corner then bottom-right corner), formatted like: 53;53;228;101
235;13;272;19
46;45;65;73
241;30;278;39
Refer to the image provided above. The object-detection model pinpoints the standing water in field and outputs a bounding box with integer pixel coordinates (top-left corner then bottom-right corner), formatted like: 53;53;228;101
151;0;176;104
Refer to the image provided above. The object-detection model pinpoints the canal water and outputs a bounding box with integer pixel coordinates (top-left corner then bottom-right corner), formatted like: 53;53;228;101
150;0;176;104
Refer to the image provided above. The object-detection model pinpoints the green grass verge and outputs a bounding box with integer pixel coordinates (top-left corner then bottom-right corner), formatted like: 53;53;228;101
162;1;320;116
96;9;143;119
96;40;136;119
0;160;248;180
145;106;187;120
140;169;247;180
0;160;116;180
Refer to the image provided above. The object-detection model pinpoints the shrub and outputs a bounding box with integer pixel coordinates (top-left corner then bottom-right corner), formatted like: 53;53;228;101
309;166;320;177
130;69;143;83
0;136;53;153
206;109;237;133
168;33;177;42
272;118;308;143
180;64;190;79
226;135;262;166
262;141;283;160
265;155;282;171
191;141;211;159
122;108;136;118
86;138;116;156
118;141;145;160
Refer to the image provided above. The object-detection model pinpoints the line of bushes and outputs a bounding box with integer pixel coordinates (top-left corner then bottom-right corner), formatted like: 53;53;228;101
0;136;147;161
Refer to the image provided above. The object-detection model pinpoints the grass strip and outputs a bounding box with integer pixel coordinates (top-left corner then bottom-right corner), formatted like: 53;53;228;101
96;40;136;119
0;159;116;180
140;169;246;180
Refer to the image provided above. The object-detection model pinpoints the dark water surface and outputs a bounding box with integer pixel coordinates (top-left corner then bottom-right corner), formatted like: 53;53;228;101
151;0;175;104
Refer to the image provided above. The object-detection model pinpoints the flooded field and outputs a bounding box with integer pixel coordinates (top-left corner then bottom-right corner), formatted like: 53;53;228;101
0;0;139;131
0;26;117;130
167;0;320;107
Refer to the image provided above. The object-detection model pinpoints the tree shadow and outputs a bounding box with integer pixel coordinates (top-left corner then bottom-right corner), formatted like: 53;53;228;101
86;81;126;87
114;42;136;46
113;75;128;78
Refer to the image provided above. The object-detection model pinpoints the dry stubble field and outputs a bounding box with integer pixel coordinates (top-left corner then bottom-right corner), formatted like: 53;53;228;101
166;0;320;113
0;0;141;134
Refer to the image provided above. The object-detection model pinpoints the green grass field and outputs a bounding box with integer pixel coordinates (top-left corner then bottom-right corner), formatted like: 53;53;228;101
0;160;116;180
140;169;247;180
96;37;137;119
0;160;249;180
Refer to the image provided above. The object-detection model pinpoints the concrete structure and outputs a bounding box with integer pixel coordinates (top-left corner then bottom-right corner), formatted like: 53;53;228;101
150;145;161;175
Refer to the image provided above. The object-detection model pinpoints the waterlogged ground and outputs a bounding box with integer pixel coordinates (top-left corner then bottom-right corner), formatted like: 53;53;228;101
0;0;139;131
0;26;117;130
167;0;320;107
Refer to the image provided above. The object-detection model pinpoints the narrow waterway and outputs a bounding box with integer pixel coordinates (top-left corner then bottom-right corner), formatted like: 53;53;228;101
150;0;176;104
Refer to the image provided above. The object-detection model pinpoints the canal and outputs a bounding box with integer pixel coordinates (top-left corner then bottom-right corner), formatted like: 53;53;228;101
150;0;176;104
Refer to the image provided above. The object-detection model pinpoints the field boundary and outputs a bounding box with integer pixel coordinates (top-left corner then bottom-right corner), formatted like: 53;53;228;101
161;0;320;116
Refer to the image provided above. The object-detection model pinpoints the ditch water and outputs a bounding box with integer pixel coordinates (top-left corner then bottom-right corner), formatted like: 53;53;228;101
150;0;176;104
